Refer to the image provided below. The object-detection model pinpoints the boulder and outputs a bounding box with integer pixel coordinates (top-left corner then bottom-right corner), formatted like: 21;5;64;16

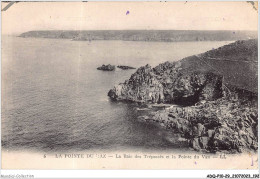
191;138;201;151
199;137;210;149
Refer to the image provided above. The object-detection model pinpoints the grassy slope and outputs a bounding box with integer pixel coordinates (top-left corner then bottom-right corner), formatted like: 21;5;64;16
178;39;258;94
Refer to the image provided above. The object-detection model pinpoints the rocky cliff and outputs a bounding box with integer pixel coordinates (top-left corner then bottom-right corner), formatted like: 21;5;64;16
108;63;224;105
149;98;258;153
108;39;258;104
108;39;258;153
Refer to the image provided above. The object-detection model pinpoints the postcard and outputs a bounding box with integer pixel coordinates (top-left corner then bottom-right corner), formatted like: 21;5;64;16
1;1;258;170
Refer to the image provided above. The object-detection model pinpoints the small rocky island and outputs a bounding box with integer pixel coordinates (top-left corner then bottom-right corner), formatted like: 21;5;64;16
97;64;136;71
97;64;115;71
108;39;258;153
117;65;136;70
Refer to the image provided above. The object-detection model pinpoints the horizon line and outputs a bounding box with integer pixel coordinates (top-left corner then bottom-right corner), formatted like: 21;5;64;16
5;29;256;35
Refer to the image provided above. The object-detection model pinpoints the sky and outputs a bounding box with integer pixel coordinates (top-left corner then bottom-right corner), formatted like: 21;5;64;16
1;1;258;35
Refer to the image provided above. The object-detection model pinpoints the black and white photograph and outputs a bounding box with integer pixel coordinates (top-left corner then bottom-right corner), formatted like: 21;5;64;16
1;1;258;171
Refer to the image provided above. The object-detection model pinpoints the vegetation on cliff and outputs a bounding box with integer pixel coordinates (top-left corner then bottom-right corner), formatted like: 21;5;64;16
108;39;257;103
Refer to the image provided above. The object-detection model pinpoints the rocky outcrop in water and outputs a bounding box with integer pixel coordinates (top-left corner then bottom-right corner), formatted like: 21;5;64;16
117;65;136;70
97;64;115;71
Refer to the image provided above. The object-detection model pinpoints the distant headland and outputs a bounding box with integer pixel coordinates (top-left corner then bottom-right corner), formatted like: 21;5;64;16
19;30;257;42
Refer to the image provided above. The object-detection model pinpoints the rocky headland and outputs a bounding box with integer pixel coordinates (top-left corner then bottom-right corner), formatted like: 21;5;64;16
108;39;258;153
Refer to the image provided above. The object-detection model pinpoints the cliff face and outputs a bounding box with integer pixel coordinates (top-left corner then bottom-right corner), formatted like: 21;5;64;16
108;39;258;104
108;63;224;105
150;98;258;153
108;39;258;153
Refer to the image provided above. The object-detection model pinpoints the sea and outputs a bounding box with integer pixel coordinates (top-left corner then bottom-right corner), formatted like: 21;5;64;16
1;36;232;153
